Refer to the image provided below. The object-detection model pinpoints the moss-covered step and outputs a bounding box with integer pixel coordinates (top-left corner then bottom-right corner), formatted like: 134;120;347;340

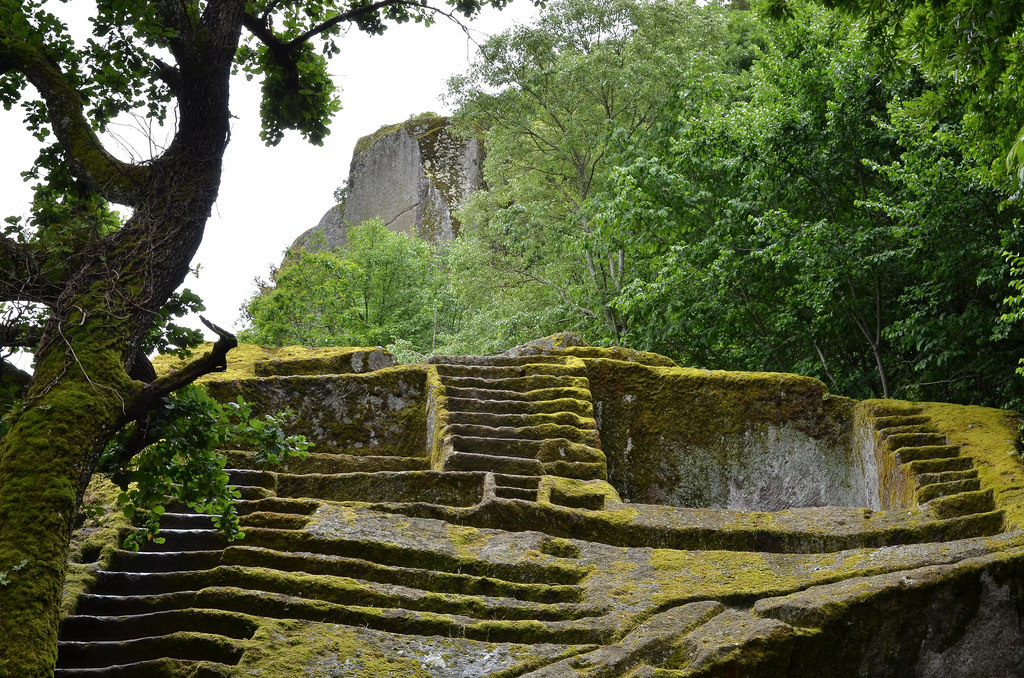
447;396;594;416
218;545;582;603
428;354;569;367
83;565;604;623
447;410;596;429
275;470;485;505
59;608;259;642
440;374;591;392
494;474;543;501
447;435;604;462
226;449;430;473
447;422;600;446
55;657;233;678
434;363;586;379
57;632;245;668
915;477;982;503
445;450;545;475
443;385;593;402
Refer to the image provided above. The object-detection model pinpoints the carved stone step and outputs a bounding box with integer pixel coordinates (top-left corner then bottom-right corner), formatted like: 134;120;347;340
448;435;605;464
872;414;931;430
439;374;589;392
493;474;542;490
916;478;982;504
429;355;567;367
447;410;596;430
927;489;996;519
915;468;979;488
444;386;591;402
139;529;227;553
108;550;222;574
231;450;429;474
894;445;961;464
56;633;244;669
885;432;948;450
59;609;257;642
219;546;584;603
225;468;276;489
154;513;214;530
434;363;584;379
446;422;599;447
446;396;594;417
238;511;310;530
54;658;212;677
906;456;974;474
877;424;932;439
445;451;544;475
495;486;539;501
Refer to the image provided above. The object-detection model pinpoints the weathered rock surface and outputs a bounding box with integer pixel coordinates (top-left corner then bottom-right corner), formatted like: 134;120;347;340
293;113;484;252
59;336;1024;677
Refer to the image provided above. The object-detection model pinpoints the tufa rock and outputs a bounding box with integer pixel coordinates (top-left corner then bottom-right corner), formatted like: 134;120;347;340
293;113;484;252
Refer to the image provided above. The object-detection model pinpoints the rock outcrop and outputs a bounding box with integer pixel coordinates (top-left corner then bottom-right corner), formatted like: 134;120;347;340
58;336;1024;677
294;113;484;251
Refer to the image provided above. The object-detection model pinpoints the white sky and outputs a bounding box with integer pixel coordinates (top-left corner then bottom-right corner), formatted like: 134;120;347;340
0;2;539;347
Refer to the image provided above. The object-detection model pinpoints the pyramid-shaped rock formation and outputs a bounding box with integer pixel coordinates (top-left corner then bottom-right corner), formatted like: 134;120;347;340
57;336;1024;676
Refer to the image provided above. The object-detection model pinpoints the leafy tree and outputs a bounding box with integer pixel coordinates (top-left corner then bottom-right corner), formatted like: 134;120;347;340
242;219;442;354
601;2;1024;403
822;0;1024;188
0;0;526;672
446;0;739;345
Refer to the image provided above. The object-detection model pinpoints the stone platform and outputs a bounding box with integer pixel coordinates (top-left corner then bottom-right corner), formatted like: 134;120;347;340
58;339;1024;676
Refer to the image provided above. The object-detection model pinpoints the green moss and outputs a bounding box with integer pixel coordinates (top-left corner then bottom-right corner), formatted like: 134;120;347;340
447;524;491;557
236;619;433;677
920;401;1024;529
352;112;447;155
537;537;581;559
154;342;394;382
542;477;621;511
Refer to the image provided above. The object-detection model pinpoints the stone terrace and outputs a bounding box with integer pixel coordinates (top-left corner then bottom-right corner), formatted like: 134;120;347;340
57;337;1024;677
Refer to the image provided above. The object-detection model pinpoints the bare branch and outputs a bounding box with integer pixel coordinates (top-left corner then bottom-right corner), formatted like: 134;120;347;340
0;236;58;305
124;316;237;420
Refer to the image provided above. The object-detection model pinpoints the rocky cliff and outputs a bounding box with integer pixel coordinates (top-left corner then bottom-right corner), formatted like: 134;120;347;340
294;113;484;251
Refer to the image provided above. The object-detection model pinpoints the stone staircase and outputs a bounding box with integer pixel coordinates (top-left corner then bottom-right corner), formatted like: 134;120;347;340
429;354;606;483
871;406;998;524
56;464;599;676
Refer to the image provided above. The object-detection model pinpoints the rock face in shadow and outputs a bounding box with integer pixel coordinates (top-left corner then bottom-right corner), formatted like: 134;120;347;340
293;113;484;252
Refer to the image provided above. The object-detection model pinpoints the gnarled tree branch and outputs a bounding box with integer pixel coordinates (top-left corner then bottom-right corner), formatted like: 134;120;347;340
0;29;149;207
124;315;236;421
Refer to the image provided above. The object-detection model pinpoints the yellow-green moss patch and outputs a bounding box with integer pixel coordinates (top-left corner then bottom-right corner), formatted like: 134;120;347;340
920;401;1024;529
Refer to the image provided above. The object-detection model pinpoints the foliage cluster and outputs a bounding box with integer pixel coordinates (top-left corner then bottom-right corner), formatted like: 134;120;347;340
242;219;445;359
98;384;310;550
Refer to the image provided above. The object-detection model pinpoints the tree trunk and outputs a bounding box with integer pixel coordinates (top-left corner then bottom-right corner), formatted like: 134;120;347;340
0;312;134;676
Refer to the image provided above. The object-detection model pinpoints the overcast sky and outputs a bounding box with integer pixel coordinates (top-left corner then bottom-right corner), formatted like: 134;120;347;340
0;2;539;348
